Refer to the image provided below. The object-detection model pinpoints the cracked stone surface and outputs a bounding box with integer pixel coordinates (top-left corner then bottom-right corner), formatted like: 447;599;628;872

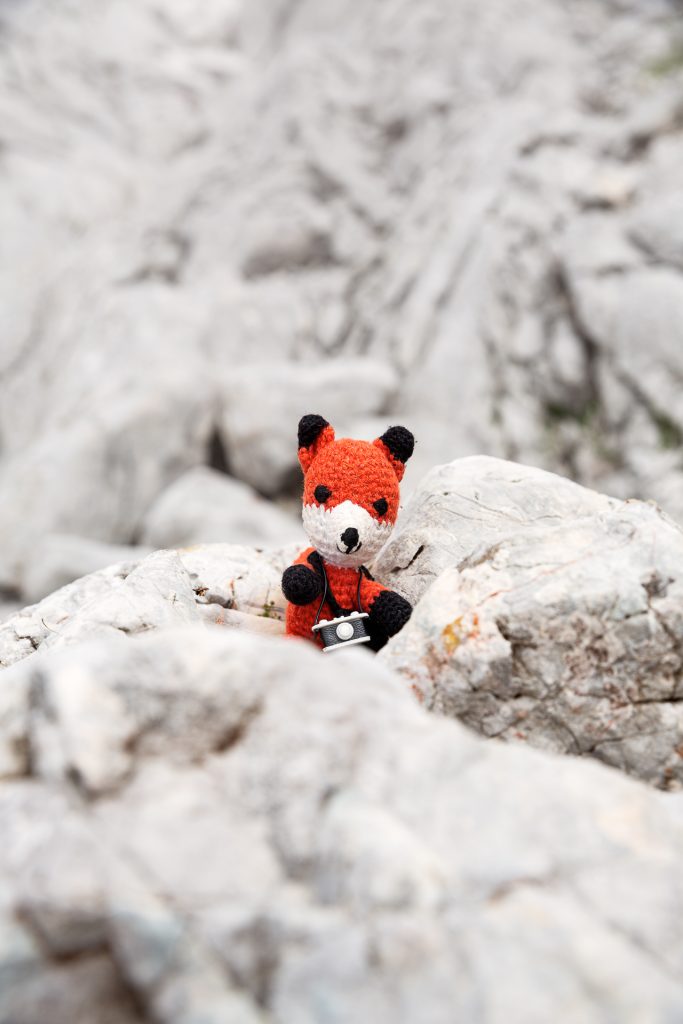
0;544;294;672
2;0;683;605
375;455;616;607
2;626;683;1024
383;462;683;789
3;0;683;1011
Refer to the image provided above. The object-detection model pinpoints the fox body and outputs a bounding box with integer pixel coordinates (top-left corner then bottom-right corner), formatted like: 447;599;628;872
283;414;414;651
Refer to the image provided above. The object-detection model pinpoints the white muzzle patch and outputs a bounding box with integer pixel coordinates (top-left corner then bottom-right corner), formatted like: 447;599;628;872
302;500;393;567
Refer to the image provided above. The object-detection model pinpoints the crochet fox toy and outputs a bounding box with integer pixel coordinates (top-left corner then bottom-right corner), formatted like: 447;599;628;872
282;413;414;651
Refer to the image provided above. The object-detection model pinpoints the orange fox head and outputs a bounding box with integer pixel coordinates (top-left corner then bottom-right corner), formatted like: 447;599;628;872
297;413;415;567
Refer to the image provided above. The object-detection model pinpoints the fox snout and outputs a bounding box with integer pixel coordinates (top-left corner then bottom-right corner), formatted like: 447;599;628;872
340;526;360;553
302;499;392;567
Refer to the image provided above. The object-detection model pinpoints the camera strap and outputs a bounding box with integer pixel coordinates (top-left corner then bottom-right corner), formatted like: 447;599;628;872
309;551;372;628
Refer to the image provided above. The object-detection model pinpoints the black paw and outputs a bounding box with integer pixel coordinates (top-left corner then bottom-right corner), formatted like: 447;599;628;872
282;565;322;606
369;589;412;637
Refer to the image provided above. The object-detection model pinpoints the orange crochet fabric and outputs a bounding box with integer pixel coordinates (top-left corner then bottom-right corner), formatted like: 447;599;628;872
284;546;386;645
282;414;414;652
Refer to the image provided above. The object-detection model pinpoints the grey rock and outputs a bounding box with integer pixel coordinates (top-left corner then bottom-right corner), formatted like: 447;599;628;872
1;626;683;1022
2;0;683;554
0;666;30;779
22;535;152;606
179;542;294;622
0;544;291;671
561;263;683;520
30;549;201;654
0;782;143;1024
2;0;683;1014
142;467;302;550
217;360;400;496
0;601;21;626
0;285;216;594
0;559;143;671
373;456;614;606
628;191;683;271
383;490;683;789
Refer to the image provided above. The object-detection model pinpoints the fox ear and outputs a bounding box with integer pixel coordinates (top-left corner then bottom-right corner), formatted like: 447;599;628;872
298;414;335;472
373;425;415;481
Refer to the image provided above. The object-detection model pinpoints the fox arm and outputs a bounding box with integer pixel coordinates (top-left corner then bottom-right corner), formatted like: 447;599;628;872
282;548;322;607
363;578;412;637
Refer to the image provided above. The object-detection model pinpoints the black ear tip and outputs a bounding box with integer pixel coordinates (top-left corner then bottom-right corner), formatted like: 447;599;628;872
298;413;329;449
380;425;415;463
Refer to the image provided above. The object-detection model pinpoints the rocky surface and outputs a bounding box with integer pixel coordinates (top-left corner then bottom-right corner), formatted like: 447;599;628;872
7;454;683;792
384;495;683;789
2;626;683;1024
217;360;400;496
141;467;301;550
2;0;683;606
0;544;293;671
3;0;683;1015
375;455;617;606
2;456;683;1019
380;457;683;790
21;536;152;607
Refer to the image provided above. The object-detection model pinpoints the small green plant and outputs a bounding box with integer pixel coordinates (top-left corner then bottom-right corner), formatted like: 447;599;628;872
261;600;276;619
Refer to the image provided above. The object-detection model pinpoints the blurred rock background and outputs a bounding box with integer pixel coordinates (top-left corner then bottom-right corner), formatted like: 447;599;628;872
1;0;683;615
5;5;683;1020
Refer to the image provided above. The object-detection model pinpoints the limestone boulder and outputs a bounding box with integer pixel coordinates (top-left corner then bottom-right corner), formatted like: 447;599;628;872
373;456;615;606
141;467;302;550
217;360;400;496
0;544;292;671
1;626;683;1022
383;483;683;789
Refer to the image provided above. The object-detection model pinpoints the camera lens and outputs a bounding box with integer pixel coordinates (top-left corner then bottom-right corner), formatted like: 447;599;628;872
336;621;355;640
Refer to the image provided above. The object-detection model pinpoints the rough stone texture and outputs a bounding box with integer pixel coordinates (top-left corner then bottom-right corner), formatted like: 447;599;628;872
382;462;683;789
2;625;683;1024
142;467;302;550
3;1;683;1011
0;544;292;671
2;0;683;608
375;456;616;606
7;455;683;794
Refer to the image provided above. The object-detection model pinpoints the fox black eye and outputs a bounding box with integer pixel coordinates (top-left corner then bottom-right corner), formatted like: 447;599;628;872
373;497;388;516
314;484;332;503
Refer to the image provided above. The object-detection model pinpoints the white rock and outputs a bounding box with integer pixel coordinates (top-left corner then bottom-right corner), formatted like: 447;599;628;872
0;600;21;625
39;550;200;651
22;534;151;606
628;191;683;270
142;467;302;549
373;456;614;606
1;626;683;1022
179;542;294;620
0;369;215;594
0;543;292;670
383;490;683;788
1;0;683;549
0;559;143;671
217;360;400;495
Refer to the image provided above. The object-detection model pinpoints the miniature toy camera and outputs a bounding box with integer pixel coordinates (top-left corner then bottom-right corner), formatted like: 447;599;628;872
312;611;371;652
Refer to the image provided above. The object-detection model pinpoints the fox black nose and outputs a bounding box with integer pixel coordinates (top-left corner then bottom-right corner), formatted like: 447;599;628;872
341;527;359;552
